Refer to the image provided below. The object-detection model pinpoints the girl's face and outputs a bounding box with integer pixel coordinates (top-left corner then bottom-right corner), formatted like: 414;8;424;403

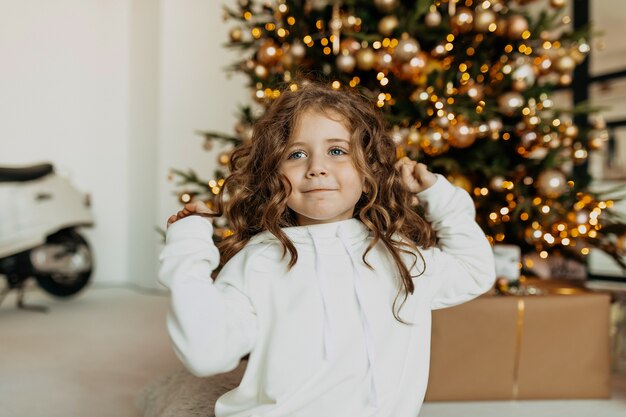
280;110;365;226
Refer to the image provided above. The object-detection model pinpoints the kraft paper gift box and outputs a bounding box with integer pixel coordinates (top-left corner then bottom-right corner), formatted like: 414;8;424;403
424;290;611;401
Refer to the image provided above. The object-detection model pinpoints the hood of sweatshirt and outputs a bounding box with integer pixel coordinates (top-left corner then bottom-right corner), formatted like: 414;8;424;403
248;217;370;251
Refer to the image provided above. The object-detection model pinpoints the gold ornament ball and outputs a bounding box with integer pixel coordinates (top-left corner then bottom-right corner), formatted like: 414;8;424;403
395;35;420;61
390;125;408;145
550;0;567;8
512;63;536;88
406;128;420;146
520;130;539;152
290;41;306;62
536;169;567;198
375;50;394;70
523;147;549;161
252;89;264;103
587;129;609;150
254;64;269;79
559;73;573;86
280;51;294;68
512;79;528;92
448;120;477;148
494;17;507;37
524;226;541;244
336;52;356;73
588;136;606;151
419;128;449;156
563;124;579;138
562;136;573;147
450;8;474;34
474;9;496;32
545;132;560;149
498;91;525;115
435;115;450;128
488;118;503;134
243;59;256;71
574;209;590;225
397;63;417;81
425;10;442;27
342;14;358;30
537;56;553;74
555;55;576;73
378;15;399;37
570;48;586;64
229;27;243;42
374;0;399;13
257;40;281;66
477;123;490;137
218;152;231;166
464;82;484;101
573;145;589;164
448;174;472;192
489;175;506;191
431;42;448;58
240;125;254;143
340;37;361;54
507;14;529;39
178;192;194;204
356;48;376;71
397;52;428;80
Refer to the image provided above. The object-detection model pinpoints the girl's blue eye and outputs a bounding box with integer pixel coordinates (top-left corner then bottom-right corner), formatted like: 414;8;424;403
288;151;306;160
329;147;347;156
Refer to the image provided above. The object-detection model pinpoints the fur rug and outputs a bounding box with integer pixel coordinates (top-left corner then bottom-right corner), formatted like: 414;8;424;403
136;361;247;417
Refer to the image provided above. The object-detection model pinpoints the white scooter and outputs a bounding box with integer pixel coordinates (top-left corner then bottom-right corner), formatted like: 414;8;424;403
0;163;94;310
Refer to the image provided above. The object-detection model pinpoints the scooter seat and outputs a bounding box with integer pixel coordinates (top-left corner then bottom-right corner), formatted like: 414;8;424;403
0;163;54;182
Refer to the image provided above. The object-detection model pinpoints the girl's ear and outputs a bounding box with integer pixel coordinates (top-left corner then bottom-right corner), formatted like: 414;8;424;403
362;176;373;195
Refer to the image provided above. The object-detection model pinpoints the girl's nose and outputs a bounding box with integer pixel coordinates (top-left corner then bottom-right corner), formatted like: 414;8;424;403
306;155;327;177
306;166;327;177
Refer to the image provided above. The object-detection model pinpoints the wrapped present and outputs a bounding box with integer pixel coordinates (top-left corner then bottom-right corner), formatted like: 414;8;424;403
424;282;611;401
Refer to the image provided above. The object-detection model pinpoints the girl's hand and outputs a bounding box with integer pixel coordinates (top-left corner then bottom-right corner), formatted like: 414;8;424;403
394;157;437;194
167;201;214;228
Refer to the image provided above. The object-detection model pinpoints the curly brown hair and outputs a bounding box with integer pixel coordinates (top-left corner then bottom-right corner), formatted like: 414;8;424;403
214;81;435;322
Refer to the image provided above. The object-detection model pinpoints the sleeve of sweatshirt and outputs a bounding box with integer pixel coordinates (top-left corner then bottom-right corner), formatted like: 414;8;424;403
158;215;257;377
416;174;496;310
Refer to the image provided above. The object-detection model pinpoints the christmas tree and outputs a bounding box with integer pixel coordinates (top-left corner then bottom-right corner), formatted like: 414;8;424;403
171;0;626;277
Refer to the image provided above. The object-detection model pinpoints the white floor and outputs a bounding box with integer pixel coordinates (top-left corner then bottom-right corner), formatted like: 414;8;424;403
0;284;625;417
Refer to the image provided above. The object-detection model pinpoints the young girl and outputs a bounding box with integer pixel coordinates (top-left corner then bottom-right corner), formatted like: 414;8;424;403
159;81;495;417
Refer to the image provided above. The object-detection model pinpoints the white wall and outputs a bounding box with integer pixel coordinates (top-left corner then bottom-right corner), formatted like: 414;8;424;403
128;0;160;287
0;0;248;286
0;0;130;284
155;0;249;243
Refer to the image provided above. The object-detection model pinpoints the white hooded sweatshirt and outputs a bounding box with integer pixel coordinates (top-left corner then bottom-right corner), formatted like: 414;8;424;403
158;175;496;417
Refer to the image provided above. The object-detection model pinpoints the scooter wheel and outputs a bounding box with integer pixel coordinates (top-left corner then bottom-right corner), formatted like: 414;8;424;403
32;229;93;297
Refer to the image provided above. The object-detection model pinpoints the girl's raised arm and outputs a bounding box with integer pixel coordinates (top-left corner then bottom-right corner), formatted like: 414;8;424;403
416;175;496;309
158;215;257;376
